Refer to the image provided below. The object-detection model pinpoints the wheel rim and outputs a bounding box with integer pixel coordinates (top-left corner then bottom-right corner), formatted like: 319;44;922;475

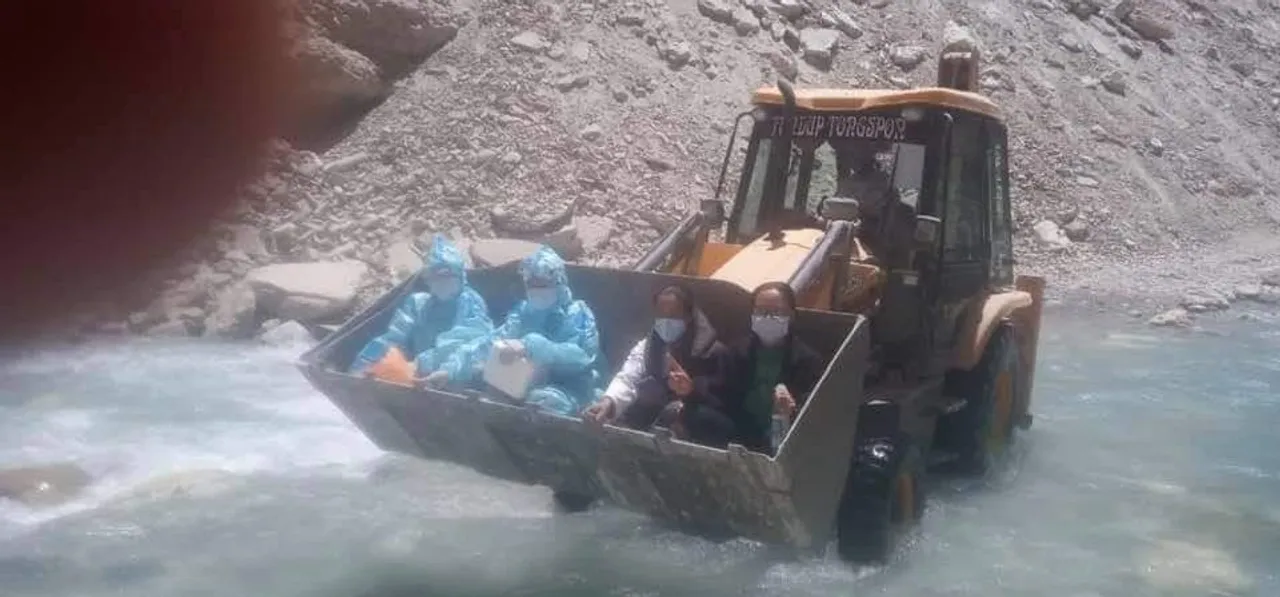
986;368;1015;456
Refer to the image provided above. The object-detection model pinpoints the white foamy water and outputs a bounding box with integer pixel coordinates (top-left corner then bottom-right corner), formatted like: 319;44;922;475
0;308;1277;597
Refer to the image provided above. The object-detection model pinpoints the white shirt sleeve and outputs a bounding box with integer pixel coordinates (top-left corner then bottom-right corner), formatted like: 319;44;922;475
603;337;648;412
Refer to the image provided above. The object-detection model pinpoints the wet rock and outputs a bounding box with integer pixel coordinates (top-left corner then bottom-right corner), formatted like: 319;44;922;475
1233;284;1263;301
246;260;370;323
1180;289;1230;312
1148;308;1192;328
108;469;245;505
799;28;840;70
259;320;316;347
1260;267;1280;287
1033;220;1072;249
203;282;259;339
0;463;93;508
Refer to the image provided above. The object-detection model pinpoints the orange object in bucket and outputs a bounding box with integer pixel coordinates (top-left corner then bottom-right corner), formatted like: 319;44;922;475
369;346;416;386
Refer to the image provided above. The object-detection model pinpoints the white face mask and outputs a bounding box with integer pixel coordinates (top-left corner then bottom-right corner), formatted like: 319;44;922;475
427;278;460;300
752;315;790;346
527;288;558;311
653;318;686;343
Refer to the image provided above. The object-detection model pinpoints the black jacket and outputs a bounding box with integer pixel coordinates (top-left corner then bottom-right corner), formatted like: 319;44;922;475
724;333;825;450
618;310;733;430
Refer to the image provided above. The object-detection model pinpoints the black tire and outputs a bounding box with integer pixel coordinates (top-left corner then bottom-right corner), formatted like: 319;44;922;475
551;490;594;513
938;322;1021;475
834;434;925;564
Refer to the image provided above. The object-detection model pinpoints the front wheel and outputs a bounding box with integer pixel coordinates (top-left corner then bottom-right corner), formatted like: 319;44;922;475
938;322;1021;475
834;434;925;564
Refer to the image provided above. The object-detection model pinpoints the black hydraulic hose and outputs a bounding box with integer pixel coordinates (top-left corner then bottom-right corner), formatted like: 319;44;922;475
762;80;797;241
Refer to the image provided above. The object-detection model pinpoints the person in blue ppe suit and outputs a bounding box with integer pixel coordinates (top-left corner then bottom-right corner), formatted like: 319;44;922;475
436;245;603;416
348;235;494;381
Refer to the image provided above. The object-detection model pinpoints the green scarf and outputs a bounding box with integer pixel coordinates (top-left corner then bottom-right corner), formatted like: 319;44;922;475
744;346;785;433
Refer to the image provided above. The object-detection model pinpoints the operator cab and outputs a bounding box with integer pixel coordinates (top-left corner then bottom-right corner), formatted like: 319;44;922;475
722;84;1016;378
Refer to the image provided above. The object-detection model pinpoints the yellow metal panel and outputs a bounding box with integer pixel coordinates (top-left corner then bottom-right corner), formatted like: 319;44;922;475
751;86;1002;121
696;242;743;276
710;229;825;292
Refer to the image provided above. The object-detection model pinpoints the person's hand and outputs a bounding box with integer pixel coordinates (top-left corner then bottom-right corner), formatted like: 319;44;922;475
496;340;524;364
665;352;694;399
668;370;694;398
773;383;796;416
582;396;617;426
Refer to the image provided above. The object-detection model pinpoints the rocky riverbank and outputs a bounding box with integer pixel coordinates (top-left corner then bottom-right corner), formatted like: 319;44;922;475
69;0;1280;342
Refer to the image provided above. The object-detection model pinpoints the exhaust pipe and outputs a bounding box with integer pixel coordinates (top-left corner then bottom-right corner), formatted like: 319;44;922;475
764;79;797;244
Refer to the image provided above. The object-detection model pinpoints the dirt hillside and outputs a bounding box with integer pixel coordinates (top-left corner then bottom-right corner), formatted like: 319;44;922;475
101;0;1280;339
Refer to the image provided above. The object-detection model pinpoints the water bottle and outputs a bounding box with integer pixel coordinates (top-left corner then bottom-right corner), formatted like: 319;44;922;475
771;413;789;453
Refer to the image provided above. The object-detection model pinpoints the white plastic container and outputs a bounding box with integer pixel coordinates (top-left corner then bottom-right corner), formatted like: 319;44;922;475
483;341;537;401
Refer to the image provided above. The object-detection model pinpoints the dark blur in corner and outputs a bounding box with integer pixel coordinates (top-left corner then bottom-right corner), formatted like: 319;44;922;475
0;1;291;347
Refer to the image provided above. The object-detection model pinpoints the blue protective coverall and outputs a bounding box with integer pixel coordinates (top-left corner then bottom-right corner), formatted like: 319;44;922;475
442;246;604;416
348;235;493;377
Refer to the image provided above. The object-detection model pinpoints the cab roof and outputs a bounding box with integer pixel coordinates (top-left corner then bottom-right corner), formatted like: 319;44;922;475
751;86;1002;121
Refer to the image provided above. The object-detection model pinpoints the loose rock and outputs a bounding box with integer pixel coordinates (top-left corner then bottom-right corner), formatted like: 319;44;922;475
246;261;371;323
799;28;840;70
259;320;317;347
1148;308;1193;328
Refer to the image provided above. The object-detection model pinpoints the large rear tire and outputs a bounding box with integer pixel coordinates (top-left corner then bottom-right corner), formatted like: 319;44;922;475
938;322;1021;475
835;435;925;564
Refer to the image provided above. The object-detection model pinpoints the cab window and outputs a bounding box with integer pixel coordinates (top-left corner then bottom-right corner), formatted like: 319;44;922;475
941;116;988;263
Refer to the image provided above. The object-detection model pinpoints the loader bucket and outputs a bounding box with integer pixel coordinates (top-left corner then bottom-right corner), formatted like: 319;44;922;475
298;263;870;549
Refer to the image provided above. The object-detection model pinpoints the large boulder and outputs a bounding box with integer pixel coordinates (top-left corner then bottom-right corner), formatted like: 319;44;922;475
299;0;464;76
289;33;386;138
0;462;93;508
246;260;371;322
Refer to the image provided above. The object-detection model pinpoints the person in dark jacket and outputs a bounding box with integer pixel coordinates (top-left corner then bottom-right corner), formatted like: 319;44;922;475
726;281;826;455
582;284;736;448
